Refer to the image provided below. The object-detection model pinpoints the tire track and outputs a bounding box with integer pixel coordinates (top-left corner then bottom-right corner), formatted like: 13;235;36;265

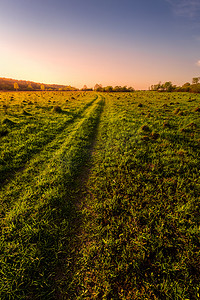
0;95;98;187
0;95;105;299
53;94;106;299
0;95;103;218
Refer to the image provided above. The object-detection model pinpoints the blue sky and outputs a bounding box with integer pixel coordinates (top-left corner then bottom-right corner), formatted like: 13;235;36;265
0;0;200;89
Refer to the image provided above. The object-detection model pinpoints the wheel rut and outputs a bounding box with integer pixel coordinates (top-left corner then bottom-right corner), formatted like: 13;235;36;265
54;95;106;299
0;95;98;188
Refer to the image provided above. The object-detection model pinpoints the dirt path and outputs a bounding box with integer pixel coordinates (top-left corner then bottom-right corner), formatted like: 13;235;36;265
54;95;106;299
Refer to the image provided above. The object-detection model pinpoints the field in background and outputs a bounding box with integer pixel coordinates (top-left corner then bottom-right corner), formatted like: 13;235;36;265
0;91;199;299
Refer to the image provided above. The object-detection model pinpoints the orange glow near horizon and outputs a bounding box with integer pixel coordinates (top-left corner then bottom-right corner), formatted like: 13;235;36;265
1;0;200;90
0;23;199;90
0;40;188;90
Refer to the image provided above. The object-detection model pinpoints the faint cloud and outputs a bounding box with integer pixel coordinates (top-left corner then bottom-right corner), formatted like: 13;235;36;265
196;60;200;66
166;0;200;18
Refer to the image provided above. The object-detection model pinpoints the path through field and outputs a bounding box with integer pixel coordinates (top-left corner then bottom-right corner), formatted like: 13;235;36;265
0;91;199;299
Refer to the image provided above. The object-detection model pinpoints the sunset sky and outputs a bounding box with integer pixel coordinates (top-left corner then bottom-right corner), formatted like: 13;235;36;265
1;0;200;89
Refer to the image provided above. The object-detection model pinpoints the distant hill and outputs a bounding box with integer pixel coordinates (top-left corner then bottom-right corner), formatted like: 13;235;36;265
0;77;78;91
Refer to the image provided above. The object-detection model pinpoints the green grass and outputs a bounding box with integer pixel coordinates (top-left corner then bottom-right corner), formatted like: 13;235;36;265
0;91;104;298
0;91;98;185
0;91;199;299
70;92;200;299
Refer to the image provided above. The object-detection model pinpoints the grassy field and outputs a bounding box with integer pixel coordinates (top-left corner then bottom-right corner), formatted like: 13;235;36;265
0;91;199;299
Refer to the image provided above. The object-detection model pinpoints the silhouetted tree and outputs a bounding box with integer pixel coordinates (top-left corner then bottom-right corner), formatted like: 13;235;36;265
190;84;200;93
94;84;103;92
163;81;174;92
192;77;200;85
151;82;161;91
82;85;88;90
104;86;113;92
181;82;191;92
14;82;19;91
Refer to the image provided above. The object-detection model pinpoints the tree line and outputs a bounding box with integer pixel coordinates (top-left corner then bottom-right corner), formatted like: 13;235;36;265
1;76;200;93
0;78;135;92
0;78;78;91
150;77;200;93
82;84;134;92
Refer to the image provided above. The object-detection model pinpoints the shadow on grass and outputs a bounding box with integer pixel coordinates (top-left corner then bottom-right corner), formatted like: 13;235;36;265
0;98;98;188
23;98;105;299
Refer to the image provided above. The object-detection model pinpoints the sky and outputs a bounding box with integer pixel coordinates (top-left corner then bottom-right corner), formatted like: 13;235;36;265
0;0;200;89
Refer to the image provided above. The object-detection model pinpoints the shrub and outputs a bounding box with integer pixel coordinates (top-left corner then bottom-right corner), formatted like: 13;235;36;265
151;132;160;140
2;104;8;113
53;106;62;113
0;129;9;137
162;104;168;108
141;125;151;132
